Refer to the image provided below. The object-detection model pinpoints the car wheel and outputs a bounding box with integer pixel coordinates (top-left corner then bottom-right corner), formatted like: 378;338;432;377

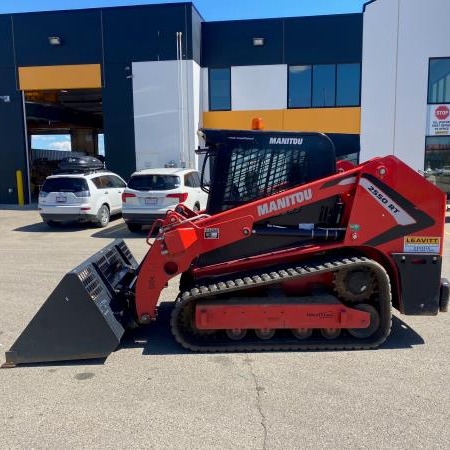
96;204;110;228
44;220;61;228
127;223;142;232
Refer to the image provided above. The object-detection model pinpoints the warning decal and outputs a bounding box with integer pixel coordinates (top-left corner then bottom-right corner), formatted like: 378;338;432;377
403;236;440;253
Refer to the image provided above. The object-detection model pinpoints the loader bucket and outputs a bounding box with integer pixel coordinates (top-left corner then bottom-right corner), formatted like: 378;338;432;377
2;240;138;368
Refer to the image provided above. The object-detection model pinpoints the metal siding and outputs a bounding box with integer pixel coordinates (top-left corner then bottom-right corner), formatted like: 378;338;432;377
0;68;28;204
102;4;191;64
202;14;363;68
202;107;361;134
191;7;202;65
284;14;363;65
202;19;284;67
12;10;102;66
102;63;136;181
0;16;15;69
18;64;102;90
231;65;287;110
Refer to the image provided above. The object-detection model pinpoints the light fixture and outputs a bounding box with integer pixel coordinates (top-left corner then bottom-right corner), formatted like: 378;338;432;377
48;36;62;46
253;37;264;47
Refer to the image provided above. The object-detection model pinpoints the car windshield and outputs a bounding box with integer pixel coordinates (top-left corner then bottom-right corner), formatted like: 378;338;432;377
128;175;180;191
42;177;89;193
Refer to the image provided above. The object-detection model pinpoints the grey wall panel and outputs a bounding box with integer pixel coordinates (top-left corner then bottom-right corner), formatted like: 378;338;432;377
284;14;363;64
0;16;15;69
12;10;102;67
202;19;284;67
102;63;136;180
102;3;192;64
191;6;202;65
0;68;28;204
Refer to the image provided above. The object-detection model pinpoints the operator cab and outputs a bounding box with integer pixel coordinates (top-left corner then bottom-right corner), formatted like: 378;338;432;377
199;129;337;215
196;128;343;267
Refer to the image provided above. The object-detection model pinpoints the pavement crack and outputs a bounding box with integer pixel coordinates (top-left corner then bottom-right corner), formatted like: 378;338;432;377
244;355;267;450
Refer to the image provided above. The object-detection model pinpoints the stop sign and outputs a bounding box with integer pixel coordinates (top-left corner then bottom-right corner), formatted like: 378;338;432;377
435;105;450;120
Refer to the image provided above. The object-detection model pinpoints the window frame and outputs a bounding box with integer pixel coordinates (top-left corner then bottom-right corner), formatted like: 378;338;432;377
427;57;450;105
208;67;232;112
287;62;361;109
312;64;337;108
287;64;313;109
336;63;362;107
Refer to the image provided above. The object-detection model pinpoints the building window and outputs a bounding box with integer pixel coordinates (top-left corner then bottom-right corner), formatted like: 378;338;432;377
428;58;450;104
337;63;361;106
288;65;312;108
424;136;450;195
209;68;231;111
312;65;335;107
425;136;450;169
288;63;360;109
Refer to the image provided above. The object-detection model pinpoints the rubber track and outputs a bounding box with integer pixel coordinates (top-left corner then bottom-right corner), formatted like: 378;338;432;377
170;256;392;352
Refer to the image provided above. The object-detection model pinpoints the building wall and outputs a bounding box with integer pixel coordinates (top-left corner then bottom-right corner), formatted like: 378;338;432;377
0;2;198;203
0;15;29;204
201;14;363;137
361;0;450;170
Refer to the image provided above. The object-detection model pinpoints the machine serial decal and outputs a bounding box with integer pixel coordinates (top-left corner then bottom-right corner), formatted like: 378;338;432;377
404;236;440;253
269;137;304;145
257;189;312;217
359;178;415;226
204;228;220;239
306;311;334;319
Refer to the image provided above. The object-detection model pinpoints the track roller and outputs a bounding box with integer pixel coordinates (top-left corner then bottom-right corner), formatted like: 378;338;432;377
226;329;247;340
255;328;275;340
347;304;380;339
292;328;313;340
321;328;341;339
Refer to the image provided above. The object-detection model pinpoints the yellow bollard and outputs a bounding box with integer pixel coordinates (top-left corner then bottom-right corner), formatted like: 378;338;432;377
16;170;24;206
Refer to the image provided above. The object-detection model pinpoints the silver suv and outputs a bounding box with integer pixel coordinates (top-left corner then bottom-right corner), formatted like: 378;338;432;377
39;171;127;227
122;168;208;232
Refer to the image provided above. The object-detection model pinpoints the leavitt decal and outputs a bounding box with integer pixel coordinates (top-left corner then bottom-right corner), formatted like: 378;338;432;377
403;236;440;253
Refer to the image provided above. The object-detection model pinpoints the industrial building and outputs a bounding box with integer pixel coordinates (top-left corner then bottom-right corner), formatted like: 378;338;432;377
0;0;449;204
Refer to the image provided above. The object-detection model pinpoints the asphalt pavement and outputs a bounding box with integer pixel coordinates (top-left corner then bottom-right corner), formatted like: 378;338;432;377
0;208;449;449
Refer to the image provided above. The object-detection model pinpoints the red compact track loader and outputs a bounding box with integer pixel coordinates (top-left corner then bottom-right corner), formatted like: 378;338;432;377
3;128;449;367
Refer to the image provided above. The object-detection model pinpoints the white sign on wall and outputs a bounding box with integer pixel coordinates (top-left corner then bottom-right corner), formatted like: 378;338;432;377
427;104;450;136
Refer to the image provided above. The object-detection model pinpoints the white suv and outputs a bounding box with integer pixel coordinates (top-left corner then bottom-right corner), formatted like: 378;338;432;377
122;168;208;232
38;171;127;228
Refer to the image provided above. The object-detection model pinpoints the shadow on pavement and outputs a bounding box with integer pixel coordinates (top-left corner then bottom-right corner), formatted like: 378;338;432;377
379;316;424;349
0;204;38;211
91;222;149;239
120;303;424;357
13;216;123;233
121;302;187;356
14;222;92;233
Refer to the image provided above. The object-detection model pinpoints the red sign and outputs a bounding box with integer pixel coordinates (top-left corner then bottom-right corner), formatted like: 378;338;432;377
435;105;450;121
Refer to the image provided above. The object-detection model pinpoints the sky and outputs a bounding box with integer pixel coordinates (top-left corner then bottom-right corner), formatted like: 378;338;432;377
0;0;368;20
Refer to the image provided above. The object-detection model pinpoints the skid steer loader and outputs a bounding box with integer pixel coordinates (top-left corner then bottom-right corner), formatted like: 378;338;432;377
3;126;449;366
